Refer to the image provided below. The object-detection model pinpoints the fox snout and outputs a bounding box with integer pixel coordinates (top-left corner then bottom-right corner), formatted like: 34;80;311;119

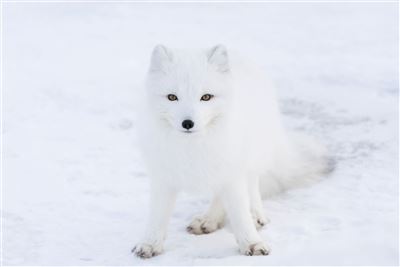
182;119;195;131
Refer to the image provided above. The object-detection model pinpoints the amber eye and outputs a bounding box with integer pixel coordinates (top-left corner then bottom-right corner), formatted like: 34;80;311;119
167;94;178;101
200;94;214;101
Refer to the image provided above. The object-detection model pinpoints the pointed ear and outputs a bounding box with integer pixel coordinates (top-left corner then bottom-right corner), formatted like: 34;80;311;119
149;44;173;73
207;44;229;73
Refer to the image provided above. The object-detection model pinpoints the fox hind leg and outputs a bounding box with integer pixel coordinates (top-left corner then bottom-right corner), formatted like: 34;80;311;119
248;175;269;229
187;196;225;235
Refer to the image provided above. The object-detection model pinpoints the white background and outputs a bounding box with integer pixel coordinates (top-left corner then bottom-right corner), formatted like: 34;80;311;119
2;2;399;265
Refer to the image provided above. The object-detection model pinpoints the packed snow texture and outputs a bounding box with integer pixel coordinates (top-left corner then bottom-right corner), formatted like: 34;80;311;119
2;3;398;266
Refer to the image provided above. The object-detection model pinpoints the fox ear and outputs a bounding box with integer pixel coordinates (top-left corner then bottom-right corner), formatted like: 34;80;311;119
207;45;229;73
149;44;173;73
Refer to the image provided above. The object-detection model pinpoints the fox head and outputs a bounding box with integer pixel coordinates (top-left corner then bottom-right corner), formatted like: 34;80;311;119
145;45;233;135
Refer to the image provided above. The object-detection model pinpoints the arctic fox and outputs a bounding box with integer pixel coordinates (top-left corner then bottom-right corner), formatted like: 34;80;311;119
133;45;330;258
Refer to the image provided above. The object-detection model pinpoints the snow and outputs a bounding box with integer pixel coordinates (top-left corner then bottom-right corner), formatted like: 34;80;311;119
2;2;398;265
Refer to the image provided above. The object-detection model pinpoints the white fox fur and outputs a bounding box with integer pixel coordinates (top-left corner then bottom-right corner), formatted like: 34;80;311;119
133;45;330;258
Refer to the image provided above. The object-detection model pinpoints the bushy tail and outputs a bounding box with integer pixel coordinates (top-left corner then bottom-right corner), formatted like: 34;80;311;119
260;133;334;198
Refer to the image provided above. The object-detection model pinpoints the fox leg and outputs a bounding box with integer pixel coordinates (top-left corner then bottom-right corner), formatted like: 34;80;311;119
187;196;225;235
220;181;270;256
132;181;177;258
248;175;269;229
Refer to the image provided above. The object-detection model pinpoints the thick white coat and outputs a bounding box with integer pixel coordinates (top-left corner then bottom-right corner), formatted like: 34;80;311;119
133;45;329;258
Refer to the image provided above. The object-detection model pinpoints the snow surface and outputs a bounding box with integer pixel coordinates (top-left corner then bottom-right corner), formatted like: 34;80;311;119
2;2;399;266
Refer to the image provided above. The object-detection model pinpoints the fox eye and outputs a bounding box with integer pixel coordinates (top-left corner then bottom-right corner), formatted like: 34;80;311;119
167;94;178;101
200;94;214;101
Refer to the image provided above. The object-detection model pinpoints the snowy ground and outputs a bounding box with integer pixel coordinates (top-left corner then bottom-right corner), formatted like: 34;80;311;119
2;2;398;266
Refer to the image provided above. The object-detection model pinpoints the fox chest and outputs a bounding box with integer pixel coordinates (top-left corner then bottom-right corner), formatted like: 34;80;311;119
145;139;240;192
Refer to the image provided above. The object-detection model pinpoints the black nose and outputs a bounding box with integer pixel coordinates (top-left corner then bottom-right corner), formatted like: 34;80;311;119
182;120;194;130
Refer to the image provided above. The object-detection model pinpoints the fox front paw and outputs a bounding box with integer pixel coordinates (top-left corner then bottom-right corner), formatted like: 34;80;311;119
186;215;223;235
240;242;270;256
132;243;162;259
